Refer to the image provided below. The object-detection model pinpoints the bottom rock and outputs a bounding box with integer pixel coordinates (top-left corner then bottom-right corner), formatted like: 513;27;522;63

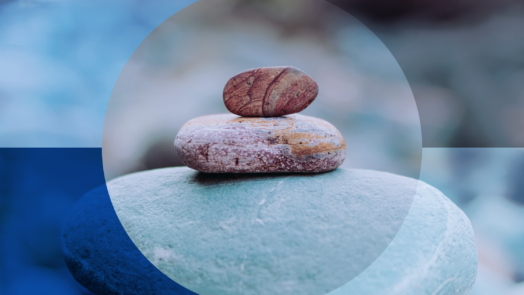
63;167;477;295
61;185;195;295
328;180;478;295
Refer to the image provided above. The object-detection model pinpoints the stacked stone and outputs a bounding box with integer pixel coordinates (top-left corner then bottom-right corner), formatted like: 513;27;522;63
62;69;478;295
175;66;346;173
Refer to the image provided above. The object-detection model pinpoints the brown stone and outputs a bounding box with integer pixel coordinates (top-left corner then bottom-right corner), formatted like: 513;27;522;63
174;114;346;173
223;66;319;117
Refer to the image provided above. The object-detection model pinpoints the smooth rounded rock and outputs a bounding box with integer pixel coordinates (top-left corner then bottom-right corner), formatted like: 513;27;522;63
328;181;478;295
61;185;195;295
223;66;318;117
106;167;475;295
64;168;476;294
174;113;346;173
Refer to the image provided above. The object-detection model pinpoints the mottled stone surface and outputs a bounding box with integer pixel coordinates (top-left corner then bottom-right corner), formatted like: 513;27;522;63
174;114;346;173
109;167;415;295
223;66;318;117
61;185;195;295
329;181;478;295
107;167;476;295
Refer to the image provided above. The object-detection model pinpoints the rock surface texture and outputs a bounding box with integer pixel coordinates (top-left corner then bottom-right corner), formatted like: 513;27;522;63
174;114;346;173
61;185;196;295
223;66;318;117
329;181;478;295
102;167;477;295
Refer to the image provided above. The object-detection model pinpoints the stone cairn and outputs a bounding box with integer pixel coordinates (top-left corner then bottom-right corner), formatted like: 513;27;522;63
175;66;346;173
63;69;478;293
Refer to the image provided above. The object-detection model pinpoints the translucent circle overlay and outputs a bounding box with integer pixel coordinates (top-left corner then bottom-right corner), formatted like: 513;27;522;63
103;0;422;294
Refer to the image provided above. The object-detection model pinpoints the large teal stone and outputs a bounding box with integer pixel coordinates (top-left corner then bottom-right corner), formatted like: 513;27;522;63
108;167;477;294
61;184;196;295
329;181;478;294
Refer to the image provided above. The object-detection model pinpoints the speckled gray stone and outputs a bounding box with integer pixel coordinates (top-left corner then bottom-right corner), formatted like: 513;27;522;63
174;114;346;173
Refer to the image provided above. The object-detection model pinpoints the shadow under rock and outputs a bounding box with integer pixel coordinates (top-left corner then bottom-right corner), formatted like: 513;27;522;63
188;168;336;186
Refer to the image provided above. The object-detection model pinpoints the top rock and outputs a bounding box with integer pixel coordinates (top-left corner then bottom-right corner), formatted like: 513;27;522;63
223;66;318;117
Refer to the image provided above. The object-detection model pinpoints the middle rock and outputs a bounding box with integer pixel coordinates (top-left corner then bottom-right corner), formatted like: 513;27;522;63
175;114;346;173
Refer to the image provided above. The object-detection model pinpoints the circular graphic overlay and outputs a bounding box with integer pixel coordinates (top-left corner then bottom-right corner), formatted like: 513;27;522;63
102;0;422;294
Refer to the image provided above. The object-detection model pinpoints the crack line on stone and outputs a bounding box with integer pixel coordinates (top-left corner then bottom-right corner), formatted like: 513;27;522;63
262;67;290;116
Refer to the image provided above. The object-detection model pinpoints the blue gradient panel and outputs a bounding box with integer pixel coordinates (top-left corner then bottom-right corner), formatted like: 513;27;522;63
0;148;191;294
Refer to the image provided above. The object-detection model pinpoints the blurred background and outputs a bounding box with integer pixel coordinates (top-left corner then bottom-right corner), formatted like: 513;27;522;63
1;0;524;294
330;0;524;147
102;0;422;181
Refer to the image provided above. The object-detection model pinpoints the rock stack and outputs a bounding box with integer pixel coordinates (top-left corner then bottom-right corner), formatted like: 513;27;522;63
62;66;478;295
175;66;346;173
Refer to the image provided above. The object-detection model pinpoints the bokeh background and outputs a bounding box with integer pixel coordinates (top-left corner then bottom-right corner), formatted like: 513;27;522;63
1;0;524;294
102;0;422;181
